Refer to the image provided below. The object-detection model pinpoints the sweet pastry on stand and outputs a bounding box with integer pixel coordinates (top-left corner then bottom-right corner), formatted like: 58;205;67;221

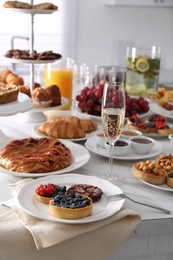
6;72;24;86
3;1;58;10
132;160;167;185
0;137;72;173
35;183;66;204
3;1;32;9
31;87;52;108
45;85;61;106
0;82;19;104
49;193;93;219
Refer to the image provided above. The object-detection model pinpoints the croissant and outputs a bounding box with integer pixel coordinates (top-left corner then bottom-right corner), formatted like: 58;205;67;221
59;116;98;132
38;119;86;139
6;72;24;86
79;119;98;132
0;68;11;81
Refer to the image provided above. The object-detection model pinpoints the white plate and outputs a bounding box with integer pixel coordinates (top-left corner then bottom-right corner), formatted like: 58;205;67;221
4;57;60;64
0;93;32;116
3;8;57;15
0;139;90;177
140;180;173;192
150;102;173;119
17;174;124;224
31;97;68;112
76;108;150;123
85;136;163;161
33;124;102;142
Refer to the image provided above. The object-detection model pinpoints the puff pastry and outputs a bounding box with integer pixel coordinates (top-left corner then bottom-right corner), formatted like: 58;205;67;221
0;137;72;173
38;119;86;139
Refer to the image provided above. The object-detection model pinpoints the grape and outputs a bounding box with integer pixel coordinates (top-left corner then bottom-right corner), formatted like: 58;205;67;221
76;84;149;118
87;99;94;108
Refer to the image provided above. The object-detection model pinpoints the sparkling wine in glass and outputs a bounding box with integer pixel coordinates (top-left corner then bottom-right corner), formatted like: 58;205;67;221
102;81;126;182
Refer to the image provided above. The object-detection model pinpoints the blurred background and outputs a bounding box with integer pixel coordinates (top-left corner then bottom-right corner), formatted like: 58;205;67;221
0;0;172;84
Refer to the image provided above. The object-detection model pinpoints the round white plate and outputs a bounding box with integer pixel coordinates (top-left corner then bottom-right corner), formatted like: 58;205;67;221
0;139;90;177
3;8;57;15
31;97;68;112
17;174;124;224
0;93;32;116
140;180;173;192
4;57;60;64
85;136;163;161
76;108;150;123
17;97;69;123
150;102;173;119
33;124;101;142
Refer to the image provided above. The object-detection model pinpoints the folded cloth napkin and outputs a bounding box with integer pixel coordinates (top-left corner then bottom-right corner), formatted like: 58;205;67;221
1;178;141;260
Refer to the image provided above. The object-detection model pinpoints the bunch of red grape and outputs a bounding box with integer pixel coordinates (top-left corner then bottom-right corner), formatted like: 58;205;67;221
76;83;149;117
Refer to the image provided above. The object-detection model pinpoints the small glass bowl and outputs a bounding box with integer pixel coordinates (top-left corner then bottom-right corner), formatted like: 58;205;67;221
105;139;131;156
130;136;155;154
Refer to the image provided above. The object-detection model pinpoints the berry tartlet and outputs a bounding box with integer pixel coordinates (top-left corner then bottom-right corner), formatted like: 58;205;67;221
35;183;66;204
49;193;93;219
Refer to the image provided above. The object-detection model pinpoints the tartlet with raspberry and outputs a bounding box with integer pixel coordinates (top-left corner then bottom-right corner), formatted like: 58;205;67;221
35;183;66;204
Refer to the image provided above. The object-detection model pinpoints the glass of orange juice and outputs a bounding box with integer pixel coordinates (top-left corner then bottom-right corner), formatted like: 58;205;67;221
44;58;73;110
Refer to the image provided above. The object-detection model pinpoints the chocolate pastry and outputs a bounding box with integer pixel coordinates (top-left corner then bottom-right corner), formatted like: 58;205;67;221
67;184;103;202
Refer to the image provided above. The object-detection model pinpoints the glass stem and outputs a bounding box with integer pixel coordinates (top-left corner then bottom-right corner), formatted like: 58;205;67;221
108;144;114;177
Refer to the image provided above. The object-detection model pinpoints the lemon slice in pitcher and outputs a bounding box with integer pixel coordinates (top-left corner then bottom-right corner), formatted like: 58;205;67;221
135;57;150;73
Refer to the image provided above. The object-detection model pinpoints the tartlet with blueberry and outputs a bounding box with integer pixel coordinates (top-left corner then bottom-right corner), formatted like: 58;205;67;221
49;193;93;219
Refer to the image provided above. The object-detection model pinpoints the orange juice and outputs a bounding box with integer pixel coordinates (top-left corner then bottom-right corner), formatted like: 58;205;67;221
44;68;73;110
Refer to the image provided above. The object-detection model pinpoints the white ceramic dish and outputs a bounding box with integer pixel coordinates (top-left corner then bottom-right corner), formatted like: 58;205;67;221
85;136;163;161
3;8;57;15
120;129;142;140
0;93;33;116
0;139;90;177
17;174;125;224
4;57;60;64
94;132;105;148
33;124;101;142
150;102;173;119
140;180;173;192
130;136;155;155
104;139;131;156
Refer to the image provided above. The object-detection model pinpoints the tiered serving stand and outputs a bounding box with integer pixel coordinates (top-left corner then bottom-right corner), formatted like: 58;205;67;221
2;2;67;121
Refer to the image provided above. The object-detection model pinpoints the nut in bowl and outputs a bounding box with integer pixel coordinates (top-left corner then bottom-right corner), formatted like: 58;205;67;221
130;136;155;155
120;129;142;140
105;139;131;156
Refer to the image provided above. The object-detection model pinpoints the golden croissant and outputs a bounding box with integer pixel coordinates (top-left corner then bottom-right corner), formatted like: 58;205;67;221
38;119;86;139
57;116;98;132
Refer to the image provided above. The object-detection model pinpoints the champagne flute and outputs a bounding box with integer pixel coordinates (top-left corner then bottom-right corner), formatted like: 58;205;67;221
101;81;126;182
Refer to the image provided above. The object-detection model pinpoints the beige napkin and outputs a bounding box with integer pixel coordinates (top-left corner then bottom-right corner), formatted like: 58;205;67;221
1;178;141;259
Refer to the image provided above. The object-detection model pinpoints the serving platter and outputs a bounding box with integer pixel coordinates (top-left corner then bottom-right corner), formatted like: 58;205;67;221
85;136;163;161
33;124;102;142
140;180;173;192
0;139;90;178
0;93;33;116
17;174;125;224
17;97;68;123
150;102;173;120
3;8;57;15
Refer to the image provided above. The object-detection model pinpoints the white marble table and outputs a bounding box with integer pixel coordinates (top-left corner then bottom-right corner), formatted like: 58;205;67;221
0;110;173;259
